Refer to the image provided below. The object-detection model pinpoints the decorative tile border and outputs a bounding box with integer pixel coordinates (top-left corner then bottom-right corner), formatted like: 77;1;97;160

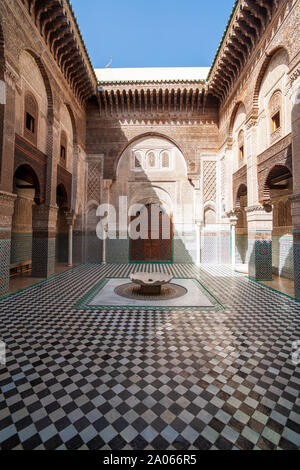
73;276;225;312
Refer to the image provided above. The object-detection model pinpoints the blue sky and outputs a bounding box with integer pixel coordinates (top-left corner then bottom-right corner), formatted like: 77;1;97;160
70;0;235;68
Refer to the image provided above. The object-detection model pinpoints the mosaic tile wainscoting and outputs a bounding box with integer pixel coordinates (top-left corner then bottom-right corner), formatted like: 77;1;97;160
248;237;273;281
0;239;11;296
10;234;32;265
272;235;294;280
202;232;231;265
31;235;56;278
0;263;299;450
55;234;68;264
294;242;300;300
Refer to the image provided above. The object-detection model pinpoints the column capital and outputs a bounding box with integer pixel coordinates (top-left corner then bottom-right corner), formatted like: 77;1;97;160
66;211;76;226
244;204;272;214
226;210;239;225
103;179;113;190
189;178;200;190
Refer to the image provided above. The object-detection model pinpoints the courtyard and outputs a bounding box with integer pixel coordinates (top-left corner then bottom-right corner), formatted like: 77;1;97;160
0;263;299;450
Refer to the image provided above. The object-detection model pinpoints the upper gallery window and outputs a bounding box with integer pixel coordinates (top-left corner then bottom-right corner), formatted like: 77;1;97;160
24;92;38;145
133;151;143;170
60;131;68;167
269;90;282;140
272;111;281;132
132;150;172;171
161;151;171;169
238;130;245;163
147;151;157;169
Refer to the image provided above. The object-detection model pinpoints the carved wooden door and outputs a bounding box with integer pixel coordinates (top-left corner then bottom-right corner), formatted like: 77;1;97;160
130;204;172;262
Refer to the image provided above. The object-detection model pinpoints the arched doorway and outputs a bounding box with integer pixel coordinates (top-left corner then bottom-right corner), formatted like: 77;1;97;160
10;165;40;278
130;204;173;263
265;164;293;281
202;204;217;264
236;184;248;264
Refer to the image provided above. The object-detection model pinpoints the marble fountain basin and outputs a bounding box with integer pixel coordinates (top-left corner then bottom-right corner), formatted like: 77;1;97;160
129;272;173;295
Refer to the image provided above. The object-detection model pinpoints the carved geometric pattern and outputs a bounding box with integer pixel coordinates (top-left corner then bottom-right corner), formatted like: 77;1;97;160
269;90;282;117
0;264;299;449
201;234;217;263
87;161;102;202
203;161;216;203
293;242;300;300
0;239;11;296
258;137;292;203
249;239;273;281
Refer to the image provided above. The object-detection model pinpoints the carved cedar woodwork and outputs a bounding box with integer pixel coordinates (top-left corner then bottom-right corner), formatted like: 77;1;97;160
208;0;286;103
19;0;97;102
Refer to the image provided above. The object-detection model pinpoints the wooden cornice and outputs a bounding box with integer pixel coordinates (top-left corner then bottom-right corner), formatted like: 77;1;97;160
208;0;287;103
19;0;97;103
96;83;218;118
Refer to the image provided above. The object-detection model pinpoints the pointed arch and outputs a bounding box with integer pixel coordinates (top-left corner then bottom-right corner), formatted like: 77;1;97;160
252;46;289;112
24;49;54;123
0;19;5;80
65;103;78;145
229;101;246;139
235;184;248;209
114;132;186;178
263;164;292;202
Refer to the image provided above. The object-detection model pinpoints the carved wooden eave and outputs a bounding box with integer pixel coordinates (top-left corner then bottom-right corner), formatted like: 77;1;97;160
19;0;97;103
96;81;218;118
208;0;282;103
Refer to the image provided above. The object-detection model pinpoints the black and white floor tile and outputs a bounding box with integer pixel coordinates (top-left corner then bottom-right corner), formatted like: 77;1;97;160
0;264;299;450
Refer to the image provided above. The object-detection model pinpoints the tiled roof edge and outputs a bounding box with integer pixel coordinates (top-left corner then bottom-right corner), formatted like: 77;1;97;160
67;0;98;85
97;79;207;86
207;0;239;80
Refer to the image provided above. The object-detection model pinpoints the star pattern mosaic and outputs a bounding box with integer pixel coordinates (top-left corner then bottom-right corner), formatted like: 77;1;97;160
0;263;299;450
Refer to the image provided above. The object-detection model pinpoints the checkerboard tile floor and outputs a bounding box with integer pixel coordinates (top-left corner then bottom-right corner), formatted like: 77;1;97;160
0;264;299;450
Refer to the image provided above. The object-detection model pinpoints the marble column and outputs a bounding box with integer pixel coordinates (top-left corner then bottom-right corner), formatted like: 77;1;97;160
102;179;113;263
229;213;238;267
66;213;75;267
246;205;273;281
102;225;107;264
195;221;201;265
10;187;34;265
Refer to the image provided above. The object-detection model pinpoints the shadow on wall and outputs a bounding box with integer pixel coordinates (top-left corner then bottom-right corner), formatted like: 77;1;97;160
84;97;195;264
235;185;249;265
107;145;195;264
85;203;103;263
55;184;68;263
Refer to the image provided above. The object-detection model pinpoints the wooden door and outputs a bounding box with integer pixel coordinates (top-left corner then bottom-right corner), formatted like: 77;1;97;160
130;204;173;262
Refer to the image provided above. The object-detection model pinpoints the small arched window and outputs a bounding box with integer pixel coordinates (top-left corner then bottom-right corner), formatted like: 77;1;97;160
60;131;67;167
204;207;216;225
269;90;282;138
133;151;143;170
238;130;244;163
161;151;170;169
147;151;157;168
24;92;38;145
